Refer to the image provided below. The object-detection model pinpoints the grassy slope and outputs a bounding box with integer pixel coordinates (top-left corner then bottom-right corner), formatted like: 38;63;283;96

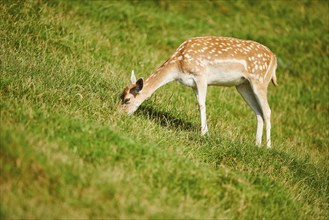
1;0;328;219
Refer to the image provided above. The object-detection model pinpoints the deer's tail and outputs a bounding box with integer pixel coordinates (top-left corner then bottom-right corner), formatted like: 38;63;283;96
271;55;278;87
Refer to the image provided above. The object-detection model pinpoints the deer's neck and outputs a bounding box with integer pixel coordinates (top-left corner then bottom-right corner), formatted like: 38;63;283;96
137;65;177;104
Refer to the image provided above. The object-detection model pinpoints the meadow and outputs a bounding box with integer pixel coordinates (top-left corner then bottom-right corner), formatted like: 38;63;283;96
1;0;328;219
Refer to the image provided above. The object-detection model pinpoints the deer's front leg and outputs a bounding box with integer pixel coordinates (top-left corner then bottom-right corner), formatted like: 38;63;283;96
194;77;208;135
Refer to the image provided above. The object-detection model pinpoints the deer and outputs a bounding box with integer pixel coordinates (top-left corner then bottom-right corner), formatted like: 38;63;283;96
119;36;278;148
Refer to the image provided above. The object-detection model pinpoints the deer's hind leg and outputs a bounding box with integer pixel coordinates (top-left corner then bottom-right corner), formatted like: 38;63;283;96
236;81;264;147
250;83;272;148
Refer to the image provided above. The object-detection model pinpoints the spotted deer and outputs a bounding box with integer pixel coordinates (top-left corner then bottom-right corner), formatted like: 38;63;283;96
119;36;278;148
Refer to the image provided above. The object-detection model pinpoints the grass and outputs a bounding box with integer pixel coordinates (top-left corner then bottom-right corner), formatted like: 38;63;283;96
1;0;328;219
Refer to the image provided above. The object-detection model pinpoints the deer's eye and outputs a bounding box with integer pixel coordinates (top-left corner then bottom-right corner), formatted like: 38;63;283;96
124;98;131;104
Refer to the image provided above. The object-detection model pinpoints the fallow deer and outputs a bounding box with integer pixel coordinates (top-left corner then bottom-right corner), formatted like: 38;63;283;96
119;36;278;148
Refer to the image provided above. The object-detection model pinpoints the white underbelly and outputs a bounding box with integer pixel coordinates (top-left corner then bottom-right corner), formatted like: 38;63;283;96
176;61;248;87
206;65;247;86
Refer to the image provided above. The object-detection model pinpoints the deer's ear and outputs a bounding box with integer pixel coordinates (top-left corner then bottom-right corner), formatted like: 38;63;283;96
130;78;144;96
135;78;144;92
130;70;136;83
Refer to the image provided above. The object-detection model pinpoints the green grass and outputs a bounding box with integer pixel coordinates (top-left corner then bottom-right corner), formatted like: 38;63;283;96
1;0;328;219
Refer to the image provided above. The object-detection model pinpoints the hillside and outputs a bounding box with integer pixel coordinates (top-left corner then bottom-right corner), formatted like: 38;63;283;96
1;0;328;219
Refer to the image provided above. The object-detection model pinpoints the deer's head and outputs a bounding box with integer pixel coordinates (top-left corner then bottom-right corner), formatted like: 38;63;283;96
118;70;144;115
